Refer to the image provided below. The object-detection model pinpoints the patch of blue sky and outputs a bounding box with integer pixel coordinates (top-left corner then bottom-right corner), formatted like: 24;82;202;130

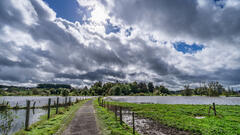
125;27;133;37
173;42;204;54
105;19;121;34
43;0;91;24
213;0;225;8
159;41;167;45
149;35;157;43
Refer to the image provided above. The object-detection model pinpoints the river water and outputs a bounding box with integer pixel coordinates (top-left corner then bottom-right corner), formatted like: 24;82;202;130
0;96;92;107
0;109;47;135
108;96;240;105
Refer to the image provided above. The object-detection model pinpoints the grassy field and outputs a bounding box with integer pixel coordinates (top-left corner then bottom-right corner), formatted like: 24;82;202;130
94;99;140;135
107;101;240;135
15;99;88;135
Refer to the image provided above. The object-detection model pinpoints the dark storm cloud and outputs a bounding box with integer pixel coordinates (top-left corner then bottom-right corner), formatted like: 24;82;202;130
0;66;39;82
176;68;240;86
0;56;34;68
213;69;240;84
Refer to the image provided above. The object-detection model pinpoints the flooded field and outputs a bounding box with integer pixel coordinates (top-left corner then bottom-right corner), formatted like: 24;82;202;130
0;109;47;135
108;96;240;105
120;109;190;135
0;96;92;135
0;96;92;107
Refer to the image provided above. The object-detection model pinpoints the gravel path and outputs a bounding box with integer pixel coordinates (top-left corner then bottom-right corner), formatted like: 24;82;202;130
62;100;100;135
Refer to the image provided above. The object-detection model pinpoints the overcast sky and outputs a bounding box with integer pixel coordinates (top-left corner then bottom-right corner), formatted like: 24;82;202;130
0;0;240;90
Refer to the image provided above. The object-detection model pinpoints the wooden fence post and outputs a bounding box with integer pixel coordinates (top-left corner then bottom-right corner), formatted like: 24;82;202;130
98;97;100;105
56;97;59;114
68;97;71;106
132;112;135;135
48;98;51;119
33;101;36;109
114;106;117;121
120;107;122;125
76;98;78;103
213;102;217;116
208;106;211;116
25;100;30;131
102;99;104;107
65;97;67;106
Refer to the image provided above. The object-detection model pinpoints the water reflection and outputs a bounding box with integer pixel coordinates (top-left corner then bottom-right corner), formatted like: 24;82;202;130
0;109;47;135
0;110;14;135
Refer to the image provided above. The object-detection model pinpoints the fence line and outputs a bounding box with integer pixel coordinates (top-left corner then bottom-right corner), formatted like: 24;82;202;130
98;97;218;135
98;97;135;134
22;97;86;131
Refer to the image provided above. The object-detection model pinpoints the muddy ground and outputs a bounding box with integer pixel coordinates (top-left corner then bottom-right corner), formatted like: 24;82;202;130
120;109;192;135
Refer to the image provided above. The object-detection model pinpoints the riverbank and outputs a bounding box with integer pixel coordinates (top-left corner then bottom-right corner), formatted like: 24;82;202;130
14;99;88;135
107;101;240;135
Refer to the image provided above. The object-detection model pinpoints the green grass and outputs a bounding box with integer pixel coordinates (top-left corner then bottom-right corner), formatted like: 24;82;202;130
14;100;88;135
107;101;240;135
94;99;140;135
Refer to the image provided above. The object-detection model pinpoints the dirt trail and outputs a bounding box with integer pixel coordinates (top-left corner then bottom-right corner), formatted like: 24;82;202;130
62;100;100;135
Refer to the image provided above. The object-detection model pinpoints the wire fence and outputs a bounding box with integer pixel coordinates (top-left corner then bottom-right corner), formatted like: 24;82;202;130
98;97;220;135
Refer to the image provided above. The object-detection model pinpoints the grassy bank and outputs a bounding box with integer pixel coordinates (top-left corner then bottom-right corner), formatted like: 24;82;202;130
94;99;139;135
15;99;88;135
107;101;240;135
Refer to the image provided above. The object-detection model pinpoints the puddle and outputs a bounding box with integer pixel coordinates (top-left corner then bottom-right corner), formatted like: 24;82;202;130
195;116;205;119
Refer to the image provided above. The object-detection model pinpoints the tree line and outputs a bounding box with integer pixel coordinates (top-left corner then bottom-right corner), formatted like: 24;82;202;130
0;82;239;97
180;82;239;97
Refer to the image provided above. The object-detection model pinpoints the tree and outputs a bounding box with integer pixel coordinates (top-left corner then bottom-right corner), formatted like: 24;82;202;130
103;82;114;95
32;88;40;95
148;82;154;93
62;89;69;96
120;84;130;95
0;89;7;96
130;82;138;94
182;85;193;96
159;85;170;95
109;85;121;95
79;86;89;96
50;88;56;95
115;86;121;95
207;82;225;96
138;82;148;93
56;89;61;95
91;81;103;95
